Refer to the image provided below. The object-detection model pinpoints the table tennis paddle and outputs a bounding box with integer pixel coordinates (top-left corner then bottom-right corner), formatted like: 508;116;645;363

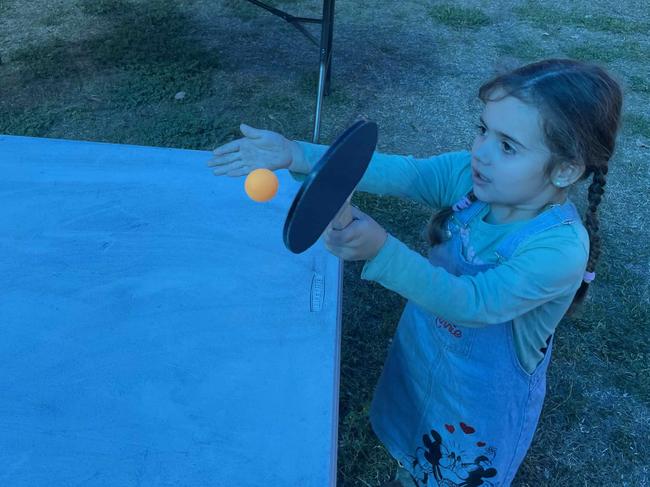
283;119;378;254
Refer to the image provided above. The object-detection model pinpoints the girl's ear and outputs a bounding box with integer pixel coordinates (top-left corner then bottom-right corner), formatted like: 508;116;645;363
550;161;585;188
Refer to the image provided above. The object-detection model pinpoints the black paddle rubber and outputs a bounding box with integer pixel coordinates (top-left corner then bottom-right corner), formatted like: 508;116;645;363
283;120;378;254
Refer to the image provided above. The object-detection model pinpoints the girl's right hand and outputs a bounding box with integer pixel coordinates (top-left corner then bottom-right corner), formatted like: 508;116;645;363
207;123;294;177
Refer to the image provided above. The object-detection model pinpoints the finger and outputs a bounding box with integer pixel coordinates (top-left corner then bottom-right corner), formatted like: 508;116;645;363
322;222;334;240
345;234;363;249
323;240;338;256
323;231;341;248
240;123;263;139
207;152;240;167
323;228;335;247
326;228;343;246
223;165;250;177
330;225;357;244
325;243;349;260
212;162;248;177
213;140;241;156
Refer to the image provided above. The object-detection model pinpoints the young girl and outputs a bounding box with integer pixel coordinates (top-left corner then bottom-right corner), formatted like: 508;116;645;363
208;58;622;486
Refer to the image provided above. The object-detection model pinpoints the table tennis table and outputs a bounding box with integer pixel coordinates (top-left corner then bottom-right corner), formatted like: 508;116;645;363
244;0;335;144
0;134;342;486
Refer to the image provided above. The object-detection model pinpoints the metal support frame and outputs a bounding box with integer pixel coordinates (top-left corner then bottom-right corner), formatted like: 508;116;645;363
243;0;335;143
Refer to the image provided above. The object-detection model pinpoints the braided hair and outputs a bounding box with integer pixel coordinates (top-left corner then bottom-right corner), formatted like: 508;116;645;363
425;59;622;312
573;161;609;308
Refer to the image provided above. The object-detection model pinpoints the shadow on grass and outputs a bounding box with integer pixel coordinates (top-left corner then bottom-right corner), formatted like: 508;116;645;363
0;0;230;147
14;0;218;84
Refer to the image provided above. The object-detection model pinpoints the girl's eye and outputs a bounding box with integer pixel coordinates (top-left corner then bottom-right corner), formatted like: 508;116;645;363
502;141;515;154
476;124;486;136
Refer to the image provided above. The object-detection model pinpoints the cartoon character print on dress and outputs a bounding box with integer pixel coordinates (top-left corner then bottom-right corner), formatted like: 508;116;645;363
404;423;498;487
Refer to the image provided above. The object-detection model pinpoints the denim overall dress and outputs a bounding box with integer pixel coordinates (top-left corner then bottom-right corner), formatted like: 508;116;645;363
369;199;580;486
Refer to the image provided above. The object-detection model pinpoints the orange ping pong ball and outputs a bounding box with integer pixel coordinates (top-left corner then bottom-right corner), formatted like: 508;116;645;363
245;168;279;202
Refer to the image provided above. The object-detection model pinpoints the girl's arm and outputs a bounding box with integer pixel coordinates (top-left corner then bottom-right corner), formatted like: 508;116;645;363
288;140;472;210
361;225;589;327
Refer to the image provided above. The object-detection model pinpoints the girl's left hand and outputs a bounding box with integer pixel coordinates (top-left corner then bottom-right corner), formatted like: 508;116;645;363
323;206;388;261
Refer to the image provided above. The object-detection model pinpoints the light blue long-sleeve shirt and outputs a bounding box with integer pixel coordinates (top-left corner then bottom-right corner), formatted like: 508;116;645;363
289;141;589;373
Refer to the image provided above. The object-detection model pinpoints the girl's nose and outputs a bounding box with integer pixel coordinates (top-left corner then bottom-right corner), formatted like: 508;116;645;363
472;138;491;165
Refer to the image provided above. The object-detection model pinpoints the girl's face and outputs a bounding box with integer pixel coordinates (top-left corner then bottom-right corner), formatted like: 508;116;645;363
470;93;556;212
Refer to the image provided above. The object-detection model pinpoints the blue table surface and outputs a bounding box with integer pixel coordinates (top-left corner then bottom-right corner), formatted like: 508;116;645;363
0;135;342;486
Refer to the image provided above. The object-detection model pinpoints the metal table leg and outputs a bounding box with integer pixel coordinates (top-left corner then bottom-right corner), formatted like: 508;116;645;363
243;0;335;143
313;0;335;143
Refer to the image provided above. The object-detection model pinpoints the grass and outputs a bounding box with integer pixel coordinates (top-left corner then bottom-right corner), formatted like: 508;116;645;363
428;4;491;30
495;35;647;66
497;38;551;63
565;41;648;64
2;0;224;147
1;0;649;485
514;1;650;34
623;113;650;138
629;75;650;94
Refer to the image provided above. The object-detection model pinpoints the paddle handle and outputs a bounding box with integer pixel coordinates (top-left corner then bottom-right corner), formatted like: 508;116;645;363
331;194;354;230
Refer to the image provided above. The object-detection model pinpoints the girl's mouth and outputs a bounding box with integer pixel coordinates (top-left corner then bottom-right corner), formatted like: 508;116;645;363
472;167;491;184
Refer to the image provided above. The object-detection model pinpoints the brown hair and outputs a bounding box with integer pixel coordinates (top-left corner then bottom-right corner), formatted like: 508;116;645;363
424;59;623;311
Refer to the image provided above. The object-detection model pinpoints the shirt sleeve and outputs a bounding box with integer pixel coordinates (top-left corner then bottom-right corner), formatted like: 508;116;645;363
360;225;589;327
289;140;473;210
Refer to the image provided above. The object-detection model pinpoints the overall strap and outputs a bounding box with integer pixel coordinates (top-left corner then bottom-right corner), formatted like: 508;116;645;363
453;200;488;226
495;201;580;261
